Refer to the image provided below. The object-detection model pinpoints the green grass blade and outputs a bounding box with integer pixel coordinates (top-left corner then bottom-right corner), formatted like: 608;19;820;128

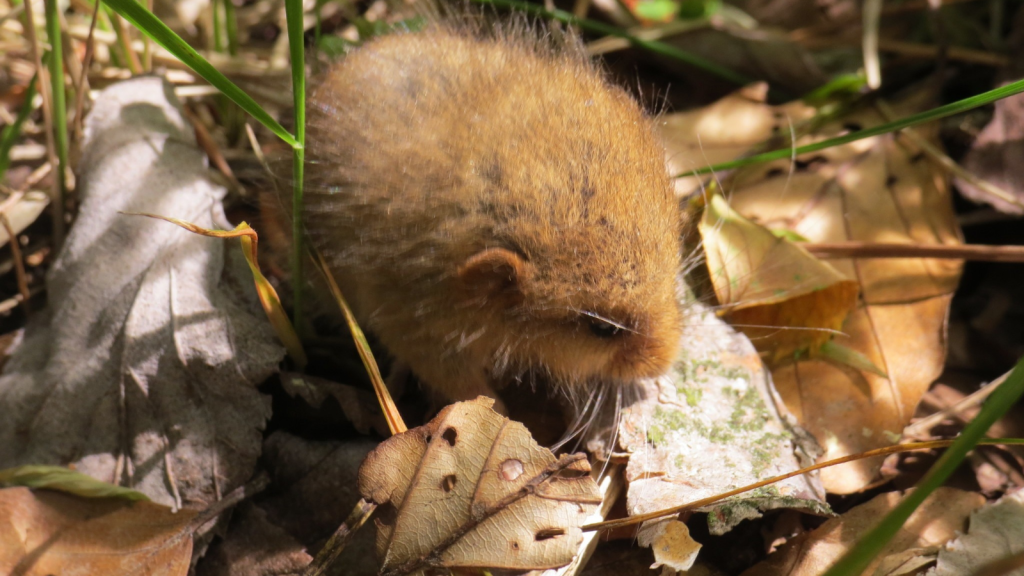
822;355;1024;576
0;71;38;181
0;465;150;501
44;0;68;246
679;76;1024;178
212;0;224;52
102;0;299;149
224;0;239;56
284;0;306;336
472;0;759;90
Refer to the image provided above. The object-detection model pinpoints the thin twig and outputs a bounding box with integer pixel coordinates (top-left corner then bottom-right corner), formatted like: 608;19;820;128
790;0;989;42
72;0;101;145
585;18;709;56
186;472;271;534
183;105;241;191
874;99;1024;212
18;0;61;250
16;163;53;193
302;499;378;576
583;438;1024;532
904;373;1005;439
0;294;26;314
803;242;1024;262
108;9;142;74
862;0;882;88
0;214;31;317
795;37;1011;67
926;0;949;76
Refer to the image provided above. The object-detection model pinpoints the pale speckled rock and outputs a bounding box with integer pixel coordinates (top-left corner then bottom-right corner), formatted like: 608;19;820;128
0;76;283;511
618;296;828;536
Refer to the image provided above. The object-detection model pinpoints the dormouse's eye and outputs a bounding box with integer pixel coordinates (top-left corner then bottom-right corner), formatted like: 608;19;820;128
588;318;623;339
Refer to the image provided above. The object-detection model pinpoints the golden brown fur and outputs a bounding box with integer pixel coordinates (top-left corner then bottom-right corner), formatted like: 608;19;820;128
304;21;682;403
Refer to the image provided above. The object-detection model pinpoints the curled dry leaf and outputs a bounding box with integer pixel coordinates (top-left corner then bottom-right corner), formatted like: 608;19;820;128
358;396;602;575
0;77;283;509
639;519;702;572
618;297;828;537
955;9;1024;214
699;192;858;362
0;486;197;576
741;487;984;576
0;191;48;249
663;87;963;493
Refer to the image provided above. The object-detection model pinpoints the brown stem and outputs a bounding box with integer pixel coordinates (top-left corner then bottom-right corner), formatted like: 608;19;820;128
583;438;1024;532
0;214;31;317
186;472;271;534
302;499;378;576
72;0;101;145
18;0;62;248
803;242;1024;263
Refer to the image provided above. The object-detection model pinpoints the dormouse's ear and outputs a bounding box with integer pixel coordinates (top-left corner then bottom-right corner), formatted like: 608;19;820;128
457;247;531;304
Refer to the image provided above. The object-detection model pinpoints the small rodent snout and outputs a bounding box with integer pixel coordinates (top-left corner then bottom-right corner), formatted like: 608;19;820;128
608;331;679;380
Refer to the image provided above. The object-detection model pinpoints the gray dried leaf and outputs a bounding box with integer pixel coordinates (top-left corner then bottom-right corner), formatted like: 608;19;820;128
0;76;283;511
955;8;1024;214
928;489;1024;576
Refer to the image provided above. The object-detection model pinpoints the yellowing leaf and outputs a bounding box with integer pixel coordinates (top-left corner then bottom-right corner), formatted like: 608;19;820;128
358;397;602;574
0;486;197;575
734;99;962;493
665;87;963;493
699;192;859;362
0;465;149;501
127;212;307;369
313;249;404;435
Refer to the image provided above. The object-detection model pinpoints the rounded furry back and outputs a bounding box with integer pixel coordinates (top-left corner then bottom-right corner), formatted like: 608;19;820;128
303;17;683;403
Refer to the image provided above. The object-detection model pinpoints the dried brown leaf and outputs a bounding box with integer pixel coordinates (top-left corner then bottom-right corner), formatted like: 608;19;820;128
664;87;962;493
741;487;984;576
0;486;197;576
638;519;702;572
358;397;602;575
955;8;1024;214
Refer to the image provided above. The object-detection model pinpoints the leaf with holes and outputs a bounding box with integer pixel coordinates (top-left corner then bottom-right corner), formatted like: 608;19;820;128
357;396;602;575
